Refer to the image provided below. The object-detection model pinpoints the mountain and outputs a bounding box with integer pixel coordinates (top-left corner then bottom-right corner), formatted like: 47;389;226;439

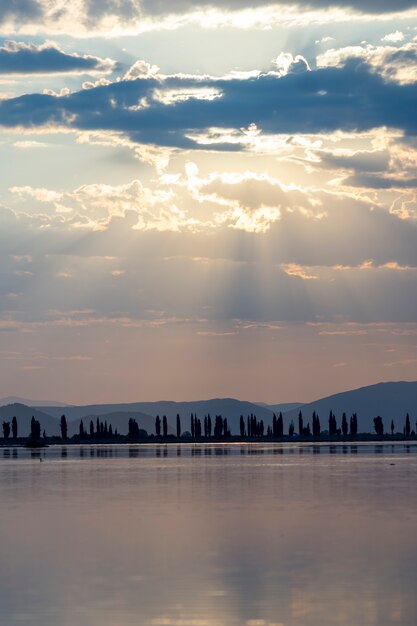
0;403;61;436
282;381;417;434
9;382;416;436
38;398;276;435
0;396;70;407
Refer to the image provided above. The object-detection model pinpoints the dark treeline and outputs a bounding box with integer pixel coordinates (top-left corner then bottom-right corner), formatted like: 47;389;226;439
1;410;417;444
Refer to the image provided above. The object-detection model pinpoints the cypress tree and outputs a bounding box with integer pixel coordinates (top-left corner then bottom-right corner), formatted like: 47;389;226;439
60;415;68;440
405;413;411;437
341;413;348;437
350;413;358;437
176;414;181;438
155;415;161;437
12;416;17;439
298;411;303;436
240;415;245;437
163;415;168;438
277;412;284;438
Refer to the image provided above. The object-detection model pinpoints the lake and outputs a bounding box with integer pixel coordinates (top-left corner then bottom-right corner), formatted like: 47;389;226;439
0;442;416;625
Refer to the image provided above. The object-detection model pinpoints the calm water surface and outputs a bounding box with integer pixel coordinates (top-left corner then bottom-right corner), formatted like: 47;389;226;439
0;442;416;626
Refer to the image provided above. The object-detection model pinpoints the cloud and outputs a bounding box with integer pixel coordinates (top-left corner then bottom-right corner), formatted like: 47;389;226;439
1;59;417;151
272;52;311;77
0;40;116;75
13;140;49;148
382;31;405;43
0;1;416;37
317;41;417;84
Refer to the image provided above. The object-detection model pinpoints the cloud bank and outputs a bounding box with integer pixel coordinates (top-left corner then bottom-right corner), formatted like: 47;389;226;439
0;41;115;75
1;57;417;150
0;0;416;36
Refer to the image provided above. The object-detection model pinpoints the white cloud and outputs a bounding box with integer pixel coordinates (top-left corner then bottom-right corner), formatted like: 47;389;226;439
13;140;49;148
317;41;417;84
382;31;405;43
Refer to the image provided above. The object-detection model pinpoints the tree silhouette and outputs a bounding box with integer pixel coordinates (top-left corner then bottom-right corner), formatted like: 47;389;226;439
30;416;41;440
191;414;195;438
12;416;17;439
128;418;140;438
195;418;202;437
60;415;68;440
391;420;395;436
312;411;321;437
214;415;223;438
350;414;358;436
298;411;303;436
163;415;168;438
405;413;411;437
207;415;212;437
373;416;384;436
272;413;277;437
329;411;337;436
2;421;10;440
176;414;181;438
79;419;85;438
240;415;245;437
90;420;94;437
155;415;161;437
342;413;348;437
289;421;294;437
277;412;284;438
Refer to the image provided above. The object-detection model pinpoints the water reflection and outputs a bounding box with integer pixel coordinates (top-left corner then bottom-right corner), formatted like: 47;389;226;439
0;443;416;625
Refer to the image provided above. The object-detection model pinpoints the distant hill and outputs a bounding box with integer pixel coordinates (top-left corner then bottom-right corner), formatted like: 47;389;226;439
38;398;276;435
0;403;61;437
7;382;416;436
282;381;417;434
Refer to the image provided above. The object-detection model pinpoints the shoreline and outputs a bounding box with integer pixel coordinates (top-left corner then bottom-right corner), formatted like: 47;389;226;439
1;434;416;447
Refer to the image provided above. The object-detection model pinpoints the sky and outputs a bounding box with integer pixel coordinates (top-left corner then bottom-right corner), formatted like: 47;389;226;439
0;0;416;404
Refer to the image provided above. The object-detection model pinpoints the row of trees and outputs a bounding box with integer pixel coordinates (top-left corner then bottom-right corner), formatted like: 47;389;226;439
2;411;416;442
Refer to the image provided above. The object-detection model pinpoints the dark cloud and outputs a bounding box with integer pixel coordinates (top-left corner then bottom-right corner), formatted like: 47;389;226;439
0;61;416;142
320;150;390;173
0;0;42;23
0;41;114;75
345;174;417;188
139;0;417;15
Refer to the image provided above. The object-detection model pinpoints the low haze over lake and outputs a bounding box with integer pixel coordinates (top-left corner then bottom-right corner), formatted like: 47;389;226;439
1;443;416;625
